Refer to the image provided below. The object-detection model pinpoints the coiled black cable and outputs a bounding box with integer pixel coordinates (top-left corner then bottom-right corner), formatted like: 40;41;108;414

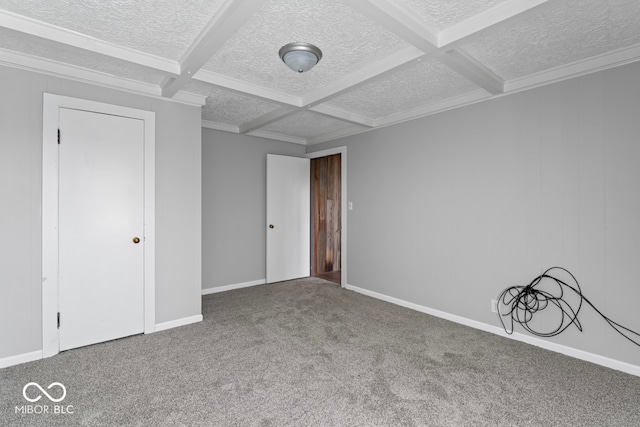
497;267;640;347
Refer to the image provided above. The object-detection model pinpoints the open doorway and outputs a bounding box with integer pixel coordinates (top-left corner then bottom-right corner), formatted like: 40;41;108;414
311;153;342;285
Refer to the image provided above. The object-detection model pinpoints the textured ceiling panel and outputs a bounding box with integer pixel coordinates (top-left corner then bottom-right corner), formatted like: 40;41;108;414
326;58;480;120
259;111;361;139
203;0;408;96
0;0;226;60
461;0;640;80
0;27;167;84
184;81;283;126
1;0;639;144
395;0;509;29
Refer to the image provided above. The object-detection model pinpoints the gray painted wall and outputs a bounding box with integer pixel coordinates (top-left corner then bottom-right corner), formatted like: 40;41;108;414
202;129;306;290
308;60;640;367
202;129;305;289
0;65;202;360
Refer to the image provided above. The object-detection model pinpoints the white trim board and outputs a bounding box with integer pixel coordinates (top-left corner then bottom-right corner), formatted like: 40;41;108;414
202;279;267;295
155;315;203;333
42;93;156;359
0;350;43;369
345;284;640;378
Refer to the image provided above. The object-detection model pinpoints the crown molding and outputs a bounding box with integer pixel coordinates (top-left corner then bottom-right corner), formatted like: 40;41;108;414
374;89;490;128
0;9;179;74
0;48;160;95
505;42;640;93
305;90;490;145
0;48;204;107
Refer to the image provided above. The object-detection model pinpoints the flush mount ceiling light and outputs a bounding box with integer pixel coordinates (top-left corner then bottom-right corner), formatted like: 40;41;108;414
279;42;322;73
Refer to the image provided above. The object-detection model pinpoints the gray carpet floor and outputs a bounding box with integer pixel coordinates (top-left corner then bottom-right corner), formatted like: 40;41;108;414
2;277;640;426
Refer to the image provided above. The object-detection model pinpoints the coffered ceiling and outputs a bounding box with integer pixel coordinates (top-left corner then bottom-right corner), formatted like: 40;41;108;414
1;0;639;145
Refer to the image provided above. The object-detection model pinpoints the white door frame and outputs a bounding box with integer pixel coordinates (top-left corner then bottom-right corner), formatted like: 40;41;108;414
306;147;347;288
42;94;156;358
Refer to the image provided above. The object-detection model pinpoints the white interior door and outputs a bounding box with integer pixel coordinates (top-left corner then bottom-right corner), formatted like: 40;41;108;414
266;154;310;283
58;107;145;351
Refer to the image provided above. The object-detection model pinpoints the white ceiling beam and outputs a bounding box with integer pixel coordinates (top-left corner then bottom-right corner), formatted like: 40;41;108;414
307;91;491;145
0;9;179;74
162;0;265;98
309;105;375;128
201;120;240;133
172;90;207;107
348;0;439;52
238;106;298;134
437;48;504;94
247;130;307;145
301;46;425;106
234;47;422;135
193;69;301;106
234;47;423;135
306;125;370;146
203;118;307;145
240;103;375;136
439;0;553;47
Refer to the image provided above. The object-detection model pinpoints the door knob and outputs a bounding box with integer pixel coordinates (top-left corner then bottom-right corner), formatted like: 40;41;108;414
269;224;275;229
133;237;141;244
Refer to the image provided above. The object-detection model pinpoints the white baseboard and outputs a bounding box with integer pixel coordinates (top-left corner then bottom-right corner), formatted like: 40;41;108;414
0;350;43;369
154;314;203;332
345;284;640;378
1;316;205;368
202;279;266;295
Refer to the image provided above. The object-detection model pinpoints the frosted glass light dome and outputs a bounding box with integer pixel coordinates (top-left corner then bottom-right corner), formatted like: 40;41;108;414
279;43;322;73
